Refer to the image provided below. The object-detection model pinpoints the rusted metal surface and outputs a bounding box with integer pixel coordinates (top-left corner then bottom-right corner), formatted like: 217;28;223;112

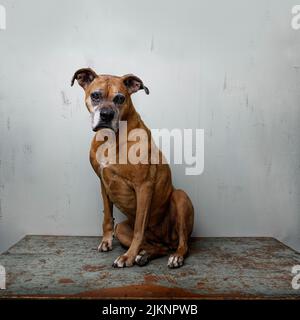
0;236;299;299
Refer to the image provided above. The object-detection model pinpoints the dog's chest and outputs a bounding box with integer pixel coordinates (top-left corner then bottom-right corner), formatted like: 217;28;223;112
101;167;136;215
98;159;110;173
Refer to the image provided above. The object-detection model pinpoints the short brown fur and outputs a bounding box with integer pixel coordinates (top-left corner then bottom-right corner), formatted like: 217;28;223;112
72;68;194;268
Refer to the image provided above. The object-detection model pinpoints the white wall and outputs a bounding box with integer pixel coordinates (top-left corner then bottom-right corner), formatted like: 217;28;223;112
0;0;299;253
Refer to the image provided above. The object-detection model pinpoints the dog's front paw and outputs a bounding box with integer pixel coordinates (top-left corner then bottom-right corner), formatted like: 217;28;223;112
167;254;184;269
112;254;135;268
98;238;113;252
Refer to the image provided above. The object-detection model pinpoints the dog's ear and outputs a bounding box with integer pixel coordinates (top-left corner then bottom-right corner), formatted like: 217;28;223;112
71;68;98;89
122;74;149;95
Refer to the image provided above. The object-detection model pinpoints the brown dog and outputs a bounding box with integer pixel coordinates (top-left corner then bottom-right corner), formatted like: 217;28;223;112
71;68;194;268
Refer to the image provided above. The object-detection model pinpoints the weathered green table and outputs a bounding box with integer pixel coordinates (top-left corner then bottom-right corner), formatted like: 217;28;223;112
0;236;299;299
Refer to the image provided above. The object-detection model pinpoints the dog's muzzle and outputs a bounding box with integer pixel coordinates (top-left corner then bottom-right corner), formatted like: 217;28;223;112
91;108;116;132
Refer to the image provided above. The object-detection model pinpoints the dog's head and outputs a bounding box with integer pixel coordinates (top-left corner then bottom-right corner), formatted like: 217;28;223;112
71;68;149;132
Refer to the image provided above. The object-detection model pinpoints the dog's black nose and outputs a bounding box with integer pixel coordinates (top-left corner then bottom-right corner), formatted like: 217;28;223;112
100;108;114;122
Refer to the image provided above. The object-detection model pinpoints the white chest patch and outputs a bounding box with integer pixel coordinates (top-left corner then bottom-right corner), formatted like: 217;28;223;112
99;159;110;173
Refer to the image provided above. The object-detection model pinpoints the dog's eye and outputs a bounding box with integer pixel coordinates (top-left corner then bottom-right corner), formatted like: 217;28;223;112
91;91;101;101
113;93;125;105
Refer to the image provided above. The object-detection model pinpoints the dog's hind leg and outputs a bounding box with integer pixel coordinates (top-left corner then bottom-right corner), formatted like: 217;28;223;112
135;243;169;266
114;219;169;266
167;189;194;269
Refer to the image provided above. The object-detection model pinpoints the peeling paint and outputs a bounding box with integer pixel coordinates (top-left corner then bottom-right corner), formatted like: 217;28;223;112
61;91;71;106
150;35;154;52
23;144;32;155
0;236;299;299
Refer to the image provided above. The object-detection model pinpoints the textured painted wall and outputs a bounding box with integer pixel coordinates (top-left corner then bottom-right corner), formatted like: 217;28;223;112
0;0;299;253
